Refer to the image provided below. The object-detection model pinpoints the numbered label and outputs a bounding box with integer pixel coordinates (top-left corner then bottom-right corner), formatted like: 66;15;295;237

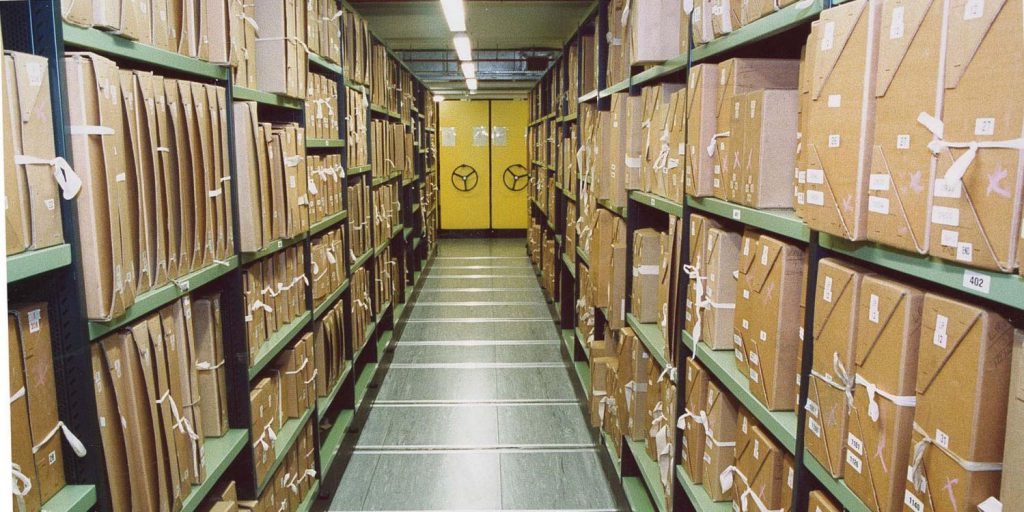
962;270;991;294
732;208;741;220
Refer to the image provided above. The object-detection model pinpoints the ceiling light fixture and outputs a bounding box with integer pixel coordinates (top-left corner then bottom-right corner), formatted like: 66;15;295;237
453;33;472;61
466;78;478;91
439;0;466;31
461;62;476;79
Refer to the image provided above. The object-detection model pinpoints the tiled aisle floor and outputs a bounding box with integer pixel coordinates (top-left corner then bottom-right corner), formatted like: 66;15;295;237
327;238;625;511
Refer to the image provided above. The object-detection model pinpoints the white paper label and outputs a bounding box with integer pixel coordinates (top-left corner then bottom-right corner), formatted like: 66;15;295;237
735;350;745;363
807;190;825;205
956;242;974;262
846;451;863;473
821;21;835;51
869;196;890;215
975;117;995;136
890;6;905;38
759;330;767;342
940;229;959;247
753;440;760;459
827;95;842;108
743;289;750;300
896;134;911;149
848;433;864;455
742;318;749;329
963;269;991;294
788;467;794;489
805;398;820;417
823;276;834;302
743;238;750;256
931;206;960;227
905;491;925;512
749;351;760;366
749;368;759;382
869;294;880;323
934;178;963;198
760;246;769;266
806;168;825;184
734;102;740;118
808;417;822;437
935;429;950;449
934;314;949;348
28;309;41;332
732;208;742;220
704;453;712;464
869;174;891;191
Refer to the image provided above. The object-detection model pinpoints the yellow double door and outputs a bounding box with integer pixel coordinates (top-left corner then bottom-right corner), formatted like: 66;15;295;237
439;100;528;230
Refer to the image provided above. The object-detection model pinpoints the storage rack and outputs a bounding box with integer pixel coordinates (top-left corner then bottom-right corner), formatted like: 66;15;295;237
526;1;1024;511
1;0;437;509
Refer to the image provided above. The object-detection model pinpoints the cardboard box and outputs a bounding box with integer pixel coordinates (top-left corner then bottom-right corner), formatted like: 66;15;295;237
843;275;923;511
11;315;41;512
590;354;618;428
905;293;1012;512
684;213;721;342
700;380;739;502
926;0;1024;272
732;229;760;378
631;228;663;323
865;0;944;254
194;295;228;437
738;89;799;208
699;227;740;349
591;209;627;309
711;0;739;37
779;453;795;511
743;234;804;411
690;0;713;45
681;358;708;483
1001;330;1024;505
802;0;881;241
686;64;719;197
809;490;840;512
729;424;784;511
90;342;133;512
4;60;29;255
627;0;681;65
623;332;653;440
804;258;868;478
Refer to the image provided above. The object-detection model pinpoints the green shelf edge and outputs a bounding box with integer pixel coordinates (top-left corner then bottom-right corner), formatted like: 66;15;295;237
803;452;872;512
7;243;72;283
820;234;1024;309
305;138;345;149
181;429;248;512
316;364;352;414
374;241;387;256
372;172;402;187
232;86;303;110
626;314;670;370
308;53;342;75
597;198;628;219
314;279;350;319
257;405;315;495
575;328;590;360
392;224;404;240
89;257;239;340
577;247;591;267
240;233;307;264
561;329;574;353
319;409;355;474
348;164;372;176
573;361;591;394
676;465;732;512
561;252;576;278
630;191;683;217
376;301;392;326
355;361;379;408
683;331;798;453
310;209;349;236
296;481;320;512
579;89;599;103
686;196;809;242
603;431;621;476
691;0;824;63
623;476;658;512
350;249;373;273
625;438;667;512
62;23;227;79
403;227;413;239
563;188;577;201
600;78;631;98
377;329;393;354
40;484;96;512
343;79;367;93
248;312;312;380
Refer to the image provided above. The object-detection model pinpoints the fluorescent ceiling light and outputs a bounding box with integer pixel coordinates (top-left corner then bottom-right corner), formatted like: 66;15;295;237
453;33;472;61
440;0;466;31
461;62;476;79
433;94;446;102
466;78;478;91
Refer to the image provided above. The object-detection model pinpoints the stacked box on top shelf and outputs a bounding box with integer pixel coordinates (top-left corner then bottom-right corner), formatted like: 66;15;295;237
90;294;229;510
349;266;373;352
311;226;346;309
399;71;414;124
305;71;339;140
625;0;683;66
233;110;310;251
637;84;683;202
313;299;347;399
370;44;397;112
347;86;369;168
305;0;341;64
342;10;372;86
347;180;372;261
242;247;308;365
604;0;628;85
590;209;627;329
230;0;258;87
308;154;346;226
254;0;308;98
66;53;235;321
61;0;230;63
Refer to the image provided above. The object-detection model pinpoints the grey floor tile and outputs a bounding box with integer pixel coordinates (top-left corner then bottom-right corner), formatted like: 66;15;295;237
329;453;381;510
414;289;548;303
375;367;497;401
422;275;542;289
357;405;499;447
427;266;536;277
399;320;560;342
493;344;564;363
359;452;503;510
496;404;594;446
496;367;578;400
499;450;619;510
408;303;553;320
389;345;497;364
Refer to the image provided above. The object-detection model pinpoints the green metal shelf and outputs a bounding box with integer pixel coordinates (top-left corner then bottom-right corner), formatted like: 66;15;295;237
232;86;303;110
297;481;320;512
630;191;683;217
319;409;355;474
310;209;348;236
308;53;342;75
804;454;872;512
350;249;373;273
692;0;824;63
374;241;387;256
391;223;404;240
575;328;590;360
686;196;809;242
7;243;72;283
579;89;598;103
248;312;312;380
603;431;621;475
88;257;239;340
412;237;422;252
626;438;667;512
376;301;392;326
558;111;578;123
343;79;367;93
626;314;670;370
372;172;401;187
355;361;379;408
561;329;574;353
348;164;372;177
623;476;658;512
600;78;631;98
363;320;377;348
369;103;399;119
403;227;413;240
314;279;349;319
41;485;96;512
631;53;690;90
316;364;352;415
563;188;577;201
676;465;731;512
532;160;546;167
820;234;1024;309
257;405;315;495
683;331;798;452
577;247;590;267
181;429;248;512
377;329;393;354
305;138;345;149
240;232;307;264
573;360;590;392
62;23;227;79
597;198;628;218
561;252;576;278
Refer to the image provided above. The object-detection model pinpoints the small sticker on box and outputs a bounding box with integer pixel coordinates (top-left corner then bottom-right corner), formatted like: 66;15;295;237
807;190;825;205
827;95;841;108
931;206;960;227
934;178;962;198
848;433;864;455
27;309;41;333
974;117;995;135
869;196;890;215
753;440;760;459
846;451;863;473
808;417;822;437
940;229;959;247
749;351;760;366
890;6;905;38
869;174;891;191
743;289;750;300
935;429;950;449
704;453;712;464
934;314;948;348
760;245;769;265
869;294;880;323
806;168;825;184
799;326;805;340
714;178;721;188
736;350;745;363
962;269;991;294
743;238;751;255
788;467;794;489
823;276;834;302
905;491;925;512
821;21;835;50
828;134;841;148
896;134;911;149
749;368;759;382
759;330;767;342
805;398;820;417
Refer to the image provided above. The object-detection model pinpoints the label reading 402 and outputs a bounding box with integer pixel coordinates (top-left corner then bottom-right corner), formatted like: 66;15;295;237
962;269;991;294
